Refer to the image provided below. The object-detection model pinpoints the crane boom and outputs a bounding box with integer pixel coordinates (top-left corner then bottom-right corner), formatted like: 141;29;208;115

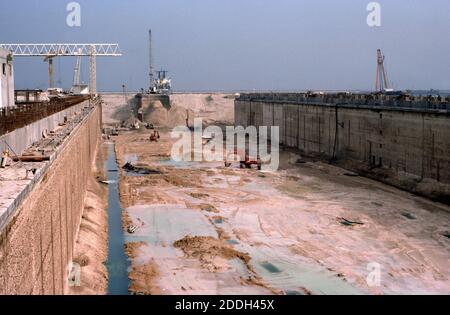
0;44;121;56
0;43;122;94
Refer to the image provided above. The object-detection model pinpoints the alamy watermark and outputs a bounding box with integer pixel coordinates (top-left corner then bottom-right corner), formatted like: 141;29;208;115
67;261;81;287
66;2;81;27
170;119;280;171
367;2;381;27
366;262;382;287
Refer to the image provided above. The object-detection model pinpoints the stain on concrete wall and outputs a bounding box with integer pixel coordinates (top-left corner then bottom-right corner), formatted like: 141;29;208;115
0;104;102;295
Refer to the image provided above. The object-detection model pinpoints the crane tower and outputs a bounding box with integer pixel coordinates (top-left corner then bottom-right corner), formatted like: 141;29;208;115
149;30;155;93
375;49;392;93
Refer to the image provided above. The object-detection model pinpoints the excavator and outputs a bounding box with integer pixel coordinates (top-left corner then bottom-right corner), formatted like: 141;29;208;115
150;130;160;142
224;149;262;170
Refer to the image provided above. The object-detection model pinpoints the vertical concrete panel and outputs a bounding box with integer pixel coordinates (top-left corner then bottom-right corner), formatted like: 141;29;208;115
297;106;305;151
255;101;264;127
262;103;272;127
288;104;298;148
235;101;250;127
274;105;283;145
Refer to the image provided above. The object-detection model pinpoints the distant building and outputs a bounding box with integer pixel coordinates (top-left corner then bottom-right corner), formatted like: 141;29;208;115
0;48;14;108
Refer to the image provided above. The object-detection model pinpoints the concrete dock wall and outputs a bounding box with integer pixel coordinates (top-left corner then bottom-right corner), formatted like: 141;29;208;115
236;94;450;189
0;102;102;295
0;100;89;156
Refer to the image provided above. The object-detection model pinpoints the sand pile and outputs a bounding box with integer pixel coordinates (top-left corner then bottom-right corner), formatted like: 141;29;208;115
129;263;161;295
173;236;250;272
101;93;140;125
142;100;195;128
169;94;235;126
102;93;235;129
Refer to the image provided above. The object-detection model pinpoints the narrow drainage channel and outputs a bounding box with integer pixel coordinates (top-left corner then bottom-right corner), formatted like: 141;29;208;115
105;143;130;295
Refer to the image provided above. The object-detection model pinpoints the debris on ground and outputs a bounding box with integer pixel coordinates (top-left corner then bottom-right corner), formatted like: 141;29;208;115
401;212;417;220
127;225;138;234
190;192;210;199
99;180;114;185
338;217;365;227
199;203;219;213
123;162;162;175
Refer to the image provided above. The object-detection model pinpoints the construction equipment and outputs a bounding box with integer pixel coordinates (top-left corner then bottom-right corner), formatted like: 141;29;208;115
70;49;88;94
0;44;122;95
240;155;262;170
154;70;172;94
150;130;160;142
149;29;155;93
375;49;393;93
224;149;262;170
147;30;172;94
1;150;11;168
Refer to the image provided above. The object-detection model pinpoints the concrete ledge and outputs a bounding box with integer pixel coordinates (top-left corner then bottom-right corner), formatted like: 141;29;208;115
0;100;90;156
0;102;96;233
237;92;450;114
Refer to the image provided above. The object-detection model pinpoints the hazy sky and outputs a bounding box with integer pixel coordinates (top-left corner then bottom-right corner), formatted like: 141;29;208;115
1;0;449;92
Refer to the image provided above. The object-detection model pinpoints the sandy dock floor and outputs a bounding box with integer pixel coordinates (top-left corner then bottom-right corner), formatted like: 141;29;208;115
114;129;450;295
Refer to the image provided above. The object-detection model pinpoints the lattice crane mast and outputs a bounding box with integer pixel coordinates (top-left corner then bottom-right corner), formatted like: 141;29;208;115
375;49;392;93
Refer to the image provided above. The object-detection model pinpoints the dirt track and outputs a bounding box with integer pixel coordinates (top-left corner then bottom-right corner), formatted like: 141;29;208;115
113;129;450;295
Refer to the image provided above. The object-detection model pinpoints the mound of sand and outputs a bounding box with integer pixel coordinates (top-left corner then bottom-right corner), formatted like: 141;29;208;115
173;236;250;272
102;93;235;129
169;94;235;126
129;262;161;295
101;93;140;125
141;100;195;128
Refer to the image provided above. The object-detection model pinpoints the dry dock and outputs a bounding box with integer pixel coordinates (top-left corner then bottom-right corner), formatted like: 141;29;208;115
100;93;449;295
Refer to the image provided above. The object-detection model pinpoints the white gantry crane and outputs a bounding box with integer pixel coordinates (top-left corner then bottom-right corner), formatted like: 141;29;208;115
0;43;122;94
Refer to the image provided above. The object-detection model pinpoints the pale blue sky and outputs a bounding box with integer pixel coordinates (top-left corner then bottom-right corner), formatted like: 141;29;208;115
0;0;449;91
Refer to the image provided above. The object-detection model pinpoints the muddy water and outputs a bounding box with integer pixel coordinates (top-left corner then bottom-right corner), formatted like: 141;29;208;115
105;143;130;295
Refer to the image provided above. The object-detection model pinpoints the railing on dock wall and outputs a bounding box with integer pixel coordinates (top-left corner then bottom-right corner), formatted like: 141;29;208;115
237;93;450;111
0;95;90;136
